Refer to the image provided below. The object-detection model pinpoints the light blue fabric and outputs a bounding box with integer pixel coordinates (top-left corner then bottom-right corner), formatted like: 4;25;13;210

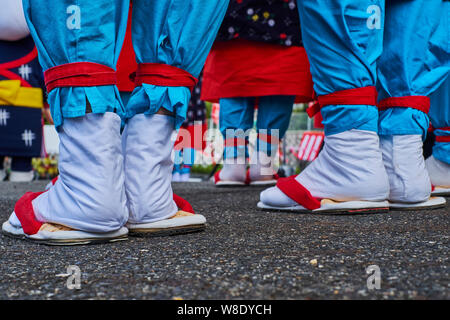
127;0;229;129
220;96;294;159
22;0;129;128
321;105;378;136
297;0;383;135
297;0;448;137
378;0;449;138
430;76;450;164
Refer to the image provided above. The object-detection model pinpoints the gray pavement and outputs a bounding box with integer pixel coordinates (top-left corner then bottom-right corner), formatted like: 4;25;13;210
0;180;448;300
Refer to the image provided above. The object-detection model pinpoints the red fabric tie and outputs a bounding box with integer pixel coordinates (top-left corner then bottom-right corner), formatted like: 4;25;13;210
134;63;198;92
14;191;45;235
378;96;430;114
435;136;450;142
173;193;195;214
435;127;450;143
276;176;321;210
307;86;378;117
44;62;117;93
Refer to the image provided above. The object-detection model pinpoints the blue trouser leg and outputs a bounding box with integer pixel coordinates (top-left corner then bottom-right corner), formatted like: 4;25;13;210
182;148;196;166
429;76;450;164
256;95;295;156
174;148;196;166
22;0;129;128
174;149;183;167
219;97;254;160
128;0;229;129
297;0;383;136
378;0;449;139
180;148;195;175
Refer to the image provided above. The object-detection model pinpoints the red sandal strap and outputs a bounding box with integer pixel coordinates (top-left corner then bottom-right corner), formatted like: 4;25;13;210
245;169;251;185
214;170;222;184
173;193;195;214
14;191;45;235
276;176;321;210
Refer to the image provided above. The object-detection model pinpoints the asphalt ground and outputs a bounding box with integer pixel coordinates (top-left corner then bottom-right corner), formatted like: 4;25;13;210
0;180;448;300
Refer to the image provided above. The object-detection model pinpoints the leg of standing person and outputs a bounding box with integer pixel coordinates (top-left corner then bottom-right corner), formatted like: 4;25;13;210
249;95;295;185
259;0;390;213
172;149;183;182
215;97;255;185
427;76;450;196
2;0;130;244
180;148;195;181
378;0;448;209
123;0;228;235
9;156;33;182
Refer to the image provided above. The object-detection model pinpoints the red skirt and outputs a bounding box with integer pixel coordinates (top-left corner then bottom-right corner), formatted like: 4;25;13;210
201;39;314;104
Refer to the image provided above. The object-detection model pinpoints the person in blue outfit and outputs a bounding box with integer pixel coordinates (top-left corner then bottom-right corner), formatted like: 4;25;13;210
427;76;450;196
259;0;449;213
2;0;229;244
204;0;313;187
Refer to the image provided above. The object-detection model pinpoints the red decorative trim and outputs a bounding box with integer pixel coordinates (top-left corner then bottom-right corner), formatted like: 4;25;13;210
14;191;45;235
135;63;197;91
44;62;117;93
307;86;378;117
173;193;195;214
276;176;321;210
0;47;38;70
0;69;32;87
436;136;450;143
430;126;450;133
378;96;430;114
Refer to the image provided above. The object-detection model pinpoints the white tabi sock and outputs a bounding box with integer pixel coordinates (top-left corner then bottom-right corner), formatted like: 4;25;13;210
123;114;178;224
249;151;277;181
219;161;247;182
260;129;390;207
426;155;450;188
381;135;431;203
23;113;128;232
